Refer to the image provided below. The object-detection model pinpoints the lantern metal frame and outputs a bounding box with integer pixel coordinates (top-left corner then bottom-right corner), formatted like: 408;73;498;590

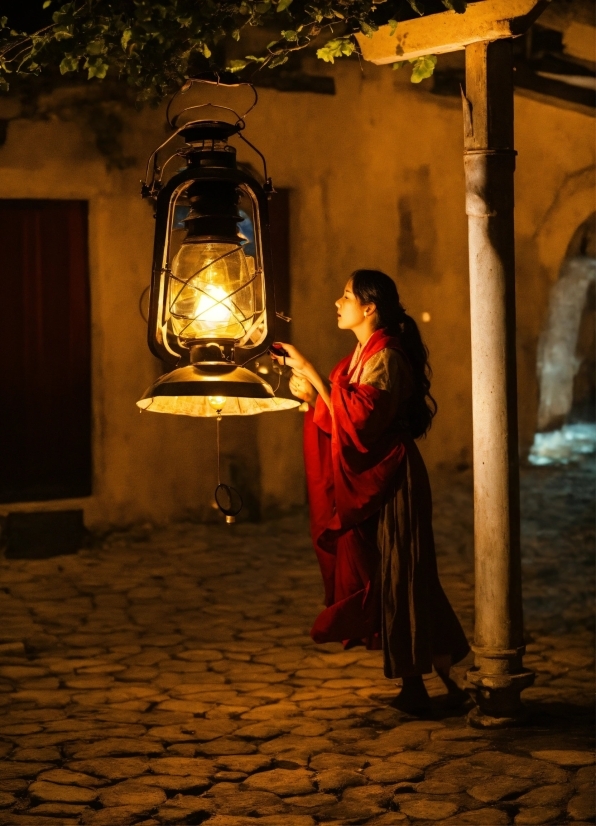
141;77;276;370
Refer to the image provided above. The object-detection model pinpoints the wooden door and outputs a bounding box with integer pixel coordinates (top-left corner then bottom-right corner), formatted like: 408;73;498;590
0;200;91;502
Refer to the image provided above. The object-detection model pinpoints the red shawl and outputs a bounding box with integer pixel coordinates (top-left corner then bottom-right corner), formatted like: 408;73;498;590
304;329;407;639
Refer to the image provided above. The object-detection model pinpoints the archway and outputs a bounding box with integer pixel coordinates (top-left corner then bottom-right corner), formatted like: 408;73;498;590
530;212;596;464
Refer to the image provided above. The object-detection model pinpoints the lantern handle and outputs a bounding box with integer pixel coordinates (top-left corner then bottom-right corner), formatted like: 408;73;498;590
142;124;194;195
236;131;273;194
142;77;271;198
142;118;246;195
166;74;259;130
170;103;247;131
142;121;272;198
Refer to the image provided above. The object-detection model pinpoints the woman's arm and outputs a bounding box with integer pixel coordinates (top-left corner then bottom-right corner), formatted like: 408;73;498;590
272;343;331;409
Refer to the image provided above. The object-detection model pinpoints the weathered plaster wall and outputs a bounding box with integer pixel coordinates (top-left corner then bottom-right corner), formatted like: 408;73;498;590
0;55;592;528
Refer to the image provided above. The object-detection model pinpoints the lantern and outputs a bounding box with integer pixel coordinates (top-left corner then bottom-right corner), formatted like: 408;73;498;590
137;79;299;417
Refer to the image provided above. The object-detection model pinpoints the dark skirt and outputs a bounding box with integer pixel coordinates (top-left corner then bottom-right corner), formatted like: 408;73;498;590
377;439;470;678
311;438;470;678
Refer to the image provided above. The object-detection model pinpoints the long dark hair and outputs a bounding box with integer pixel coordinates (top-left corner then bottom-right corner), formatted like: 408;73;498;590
351;269;437;439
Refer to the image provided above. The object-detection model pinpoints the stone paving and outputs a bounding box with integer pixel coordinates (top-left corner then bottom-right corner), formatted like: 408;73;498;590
0;459;593;826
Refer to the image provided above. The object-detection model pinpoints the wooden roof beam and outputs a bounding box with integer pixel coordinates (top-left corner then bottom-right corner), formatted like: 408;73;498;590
356;0;550;64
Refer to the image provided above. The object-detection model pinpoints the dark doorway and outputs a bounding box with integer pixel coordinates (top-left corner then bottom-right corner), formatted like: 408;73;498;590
0;200;92;503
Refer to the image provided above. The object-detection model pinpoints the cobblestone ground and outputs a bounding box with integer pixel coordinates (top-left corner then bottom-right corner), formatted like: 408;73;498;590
0;460;593;826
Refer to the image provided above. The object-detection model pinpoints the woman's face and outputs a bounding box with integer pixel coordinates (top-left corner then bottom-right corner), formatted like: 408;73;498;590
335;280;374;330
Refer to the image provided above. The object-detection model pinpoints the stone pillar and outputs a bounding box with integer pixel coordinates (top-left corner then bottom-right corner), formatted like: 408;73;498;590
462;39;535;727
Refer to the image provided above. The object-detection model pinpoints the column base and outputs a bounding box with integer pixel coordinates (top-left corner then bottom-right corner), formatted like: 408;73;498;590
466;666;535;728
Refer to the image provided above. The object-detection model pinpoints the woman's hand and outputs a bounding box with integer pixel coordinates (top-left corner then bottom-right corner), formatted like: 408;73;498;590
270;342;308;373
289;373;317;406
272;342;331;410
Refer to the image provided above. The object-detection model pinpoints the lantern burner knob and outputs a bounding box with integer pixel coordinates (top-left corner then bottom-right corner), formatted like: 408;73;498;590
190;342;234;365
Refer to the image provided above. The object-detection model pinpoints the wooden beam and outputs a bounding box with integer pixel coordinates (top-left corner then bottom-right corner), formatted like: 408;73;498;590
356;0;550;65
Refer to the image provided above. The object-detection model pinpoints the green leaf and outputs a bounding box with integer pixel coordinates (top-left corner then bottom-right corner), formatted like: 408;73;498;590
442;0;467;11
316;37;355;63
281;29;297;41
410;53;437;83
256;1;272;11
202;42;211;58
87;39;105;56
232;28;241;40
121;28;132;50
360;21;378;37
53;25;74;40
0;77;9;93
59;53;79;74
392;60;404;70
268;53;288;67
52;4;75;25
277;0;293;10
42;0;52;7
86;57;108;79
227;59;250;72
406;0;425;15
388;18;398;35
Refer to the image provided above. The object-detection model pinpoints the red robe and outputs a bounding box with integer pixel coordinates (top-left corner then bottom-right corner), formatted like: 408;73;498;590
304;329;469;678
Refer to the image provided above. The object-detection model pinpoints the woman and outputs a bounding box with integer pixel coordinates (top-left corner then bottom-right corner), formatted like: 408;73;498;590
273;269;469;712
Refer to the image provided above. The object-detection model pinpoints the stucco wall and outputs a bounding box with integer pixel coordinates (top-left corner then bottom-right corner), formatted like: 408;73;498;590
0;56;593;529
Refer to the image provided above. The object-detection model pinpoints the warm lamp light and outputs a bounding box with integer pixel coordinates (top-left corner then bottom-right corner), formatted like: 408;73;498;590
137;78;299;418
208;395;228;414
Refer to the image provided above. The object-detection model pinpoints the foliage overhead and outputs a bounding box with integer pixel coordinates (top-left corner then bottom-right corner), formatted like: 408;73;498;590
0;0;467;100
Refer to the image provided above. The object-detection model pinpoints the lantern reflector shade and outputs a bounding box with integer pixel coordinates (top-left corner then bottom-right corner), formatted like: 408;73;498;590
137;364;300;417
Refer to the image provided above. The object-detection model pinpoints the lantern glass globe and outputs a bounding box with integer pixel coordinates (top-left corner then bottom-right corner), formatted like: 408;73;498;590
168;241;256;341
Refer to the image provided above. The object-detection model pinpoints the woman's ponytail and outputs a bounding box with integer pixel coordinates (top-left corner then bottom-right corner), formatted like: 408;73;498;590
351;269;437;438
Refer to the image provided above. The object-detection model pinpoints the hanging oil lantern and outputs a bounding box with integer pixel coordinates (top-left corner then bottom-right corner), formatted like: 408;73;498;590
137;77;299;418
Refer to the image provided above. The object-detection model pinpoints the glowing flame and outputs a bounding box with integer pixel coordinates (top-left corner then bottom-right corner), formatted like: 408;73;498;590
196;285;233;327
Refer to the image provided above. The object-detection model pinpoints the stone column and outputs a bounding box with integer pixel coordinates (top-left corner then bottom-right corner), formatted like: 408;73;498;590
462;39;535;727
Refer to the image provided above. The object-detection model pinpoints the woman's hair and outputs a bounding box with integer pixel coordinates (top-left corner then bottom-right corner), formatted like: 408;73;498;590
351;269;437;438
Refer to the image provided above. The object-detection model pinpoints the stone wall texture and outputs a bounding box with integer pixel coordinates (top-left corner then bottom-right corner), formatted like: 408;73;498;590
0;53;593;529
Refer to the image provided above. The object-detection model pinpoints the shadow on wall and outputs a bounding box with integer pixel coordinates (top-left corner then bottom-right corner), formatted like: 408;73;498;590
531;213;596;465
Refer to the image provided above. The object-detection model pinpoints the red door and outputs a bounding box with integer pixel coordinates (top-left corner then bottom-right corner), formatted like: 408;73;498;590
0;200;91;503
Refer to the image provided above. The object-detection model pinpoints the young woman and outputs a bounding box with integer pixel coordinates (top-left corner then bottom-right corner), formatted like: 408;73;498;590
272;269;469;712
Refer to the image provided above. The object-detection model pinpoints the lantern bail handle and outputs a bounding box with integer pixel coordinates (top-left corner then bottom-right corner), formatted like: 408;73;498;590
143;75;271;199
166;73;259;130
